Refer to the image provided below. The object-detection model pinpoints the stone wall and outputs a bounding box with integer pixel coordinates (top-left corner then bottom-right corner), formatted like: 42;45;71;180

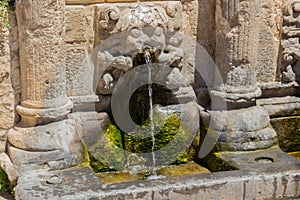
0;0;299;186
256;0;282;83
0;13;15;153
65;0;199;112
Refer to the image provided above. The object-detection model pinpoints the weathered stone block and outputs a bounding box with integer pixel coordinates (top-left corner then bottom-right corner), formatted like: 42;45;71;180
66;45;95;97
271;116;300;152
8;146;64;166
0;23;14;130
0;153;18;185
65;5;95;48
0;130;8;153
257;96;300;117
68;112;110;147
7;120;84;167
209;106;270;132
256;0;281;83
218;127;278;151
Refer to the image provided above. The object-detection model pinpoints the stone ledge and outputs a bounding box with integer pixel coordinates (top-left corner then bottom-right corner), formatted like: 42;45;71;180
15;157;300;200
66;0;172;5
257;96;300;118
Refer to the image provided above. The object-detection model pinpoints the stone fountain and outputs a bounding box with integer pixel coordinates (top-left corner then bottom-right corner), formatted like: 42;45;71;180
0;0;299;199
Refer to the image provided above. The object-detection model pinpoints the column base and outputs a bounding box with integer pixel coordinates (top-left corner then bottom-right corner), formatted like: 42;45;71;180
204;106;278;151
210;87;262;110
16;100;73;127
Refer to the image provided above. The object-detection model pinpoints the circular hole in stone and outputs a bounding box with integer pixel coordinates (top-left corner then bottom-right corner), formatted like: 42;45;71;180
255;157;274;164
45;80;49;84
46;174;63;184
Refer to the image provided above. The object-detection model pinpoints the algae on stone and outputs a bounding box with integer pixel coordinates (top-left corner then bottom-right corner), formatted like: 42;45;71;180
271;116;300;152
0;168;14;194
88;114;201;172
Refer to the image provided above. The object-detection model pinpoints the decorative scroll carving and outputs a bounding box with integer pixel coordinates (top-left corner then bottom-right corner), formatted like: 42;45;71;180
95;2;187;96
99;6;120;30
281;0;300;83
99;3;182;34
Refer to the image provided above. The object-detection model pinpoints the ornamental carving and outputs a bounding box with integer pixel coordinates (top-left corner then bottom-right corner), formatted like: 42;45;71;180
281;0;300;83
99;3;183;34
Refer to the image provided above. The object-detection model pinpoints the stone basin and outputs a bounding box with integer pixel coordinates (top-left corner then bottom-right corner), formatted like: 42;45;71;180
1;0;300;199
15;147;300;200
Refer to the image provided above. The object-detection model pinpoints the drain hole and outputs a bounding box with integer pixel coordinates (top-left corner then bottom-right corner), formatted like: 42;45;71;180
46;174;63;184
255;157;274;164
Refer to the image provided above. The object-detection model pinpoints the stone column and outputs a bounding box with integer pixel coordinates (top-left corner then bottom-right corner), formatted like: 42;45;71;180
15;0;72;127
206;0;278;151
212;0;262;109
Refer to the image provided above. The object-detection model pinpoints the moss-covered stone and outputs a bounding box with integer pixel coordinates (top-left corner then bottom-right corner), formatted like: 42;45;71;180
97;172;144;184
271;116;300;152
88;114;201;172
0;168;14;194
289;152;300;160
157;162;210;177
198;120;237;172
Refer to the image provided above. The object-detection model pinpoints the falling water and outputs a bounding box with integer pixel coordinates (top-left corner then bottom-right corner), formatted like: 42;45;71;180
144;52;157;176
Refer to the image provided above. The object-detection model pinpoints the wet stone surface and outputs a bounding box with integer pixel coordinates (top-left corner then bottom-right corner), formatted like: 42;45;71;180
15;153;300;200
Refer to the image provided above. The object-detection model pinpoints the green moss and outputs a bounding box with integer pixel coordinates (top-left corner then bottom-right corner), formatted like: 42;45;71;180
0;0;15;27
96;171;144;184
0;168;14;195
0;1;9;27
289;152;300;160
79;140;91;168
197;120;237;172
201;152;237;172
87;124;125;172
90;155;114;173
89;114;201;173
123;115;199;165
271;116;300;152
157;162;210;177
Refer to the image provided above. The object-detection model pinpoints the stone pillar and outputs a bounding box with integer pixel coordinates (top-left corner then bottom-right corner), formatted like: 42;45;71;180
206;0;278;151
212;0;262;109
15;0;72;127
0;11;15;152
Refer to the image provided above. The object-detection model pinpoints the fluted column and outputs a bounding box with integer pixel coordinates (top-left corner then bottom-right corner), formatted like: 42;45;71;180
212;0;261;109
16;0;72;127
207;0;278;151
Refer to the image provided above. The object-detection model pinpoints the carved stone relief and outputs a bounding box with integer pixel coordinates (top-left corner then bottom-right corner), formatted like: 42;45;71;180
94;2;196;105
213;0;262;104
281;0;300;83
16;0;73;127
98;3;182;35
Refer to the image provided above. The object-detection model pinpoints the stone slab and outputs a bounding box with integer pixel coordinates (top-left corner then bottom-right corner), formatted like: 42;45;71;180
271;116;300;152
7;120;78;152
15;159;300;200
218;127;278;151
209;106;270;132
257;96;300;118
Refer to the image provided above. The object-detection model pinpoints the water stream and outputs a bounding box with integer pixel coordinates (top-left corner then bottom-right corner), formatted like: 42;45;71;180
145;52;157;176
